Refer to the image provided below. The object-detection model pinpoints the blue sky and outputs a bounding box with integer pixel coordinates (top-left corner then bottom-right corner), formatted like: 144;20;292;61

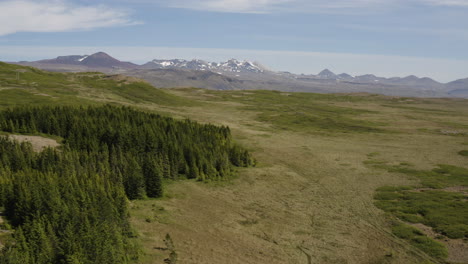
0;0;467;82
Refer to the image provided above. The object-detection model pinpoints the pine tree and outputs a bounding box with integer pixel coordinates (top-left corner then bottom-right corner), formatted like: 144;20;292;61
143;158;163;198
124;156;146;199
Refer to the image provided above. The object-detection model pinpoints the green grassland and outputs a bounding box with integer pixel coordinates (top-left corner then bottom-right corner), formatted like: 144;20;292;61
199;89;387;133
0;62;192;108
1;62;468;263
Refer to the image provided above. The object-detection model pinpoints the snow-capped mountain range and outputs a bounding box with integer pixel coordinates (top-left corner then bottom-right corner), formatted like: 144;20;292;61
32;52;266;74
141;58;266;73
22;52;442;85
11;52;468;98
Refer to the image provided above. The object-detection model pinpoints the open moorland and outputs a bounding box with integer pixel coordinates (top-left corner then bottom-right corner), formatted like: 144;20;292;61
0;62;467;263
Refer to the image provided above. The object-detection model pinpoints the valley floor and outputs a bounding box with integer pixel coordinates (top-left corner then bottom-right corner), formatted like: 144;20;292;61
1;62;466;263
130;89;468;264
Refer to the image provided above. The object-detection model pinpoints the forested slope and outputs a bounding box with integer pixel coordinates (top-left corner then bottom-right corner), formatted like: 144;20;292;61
0;105;253;263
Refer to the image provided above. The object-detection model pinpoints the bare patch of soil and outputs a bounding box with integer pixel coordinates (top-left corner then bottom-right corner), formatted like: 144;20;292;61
8;135;59;152
0;212;10;250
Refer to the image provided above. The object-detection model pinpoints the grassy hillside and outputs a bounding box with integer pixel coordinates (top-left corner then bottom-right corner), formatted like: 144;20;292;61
1;62;468;263
0;62;191;108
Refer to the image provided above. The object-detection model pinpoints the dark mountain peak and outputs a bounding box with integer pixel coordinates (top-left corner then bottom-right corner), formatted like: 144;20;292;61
447;78;468;91
357;74;377;78
82;52;119;65
85;52;116;60
92;51;110;56
337;73;353;79
419;77;440;84
447;78;468;97
355;74;378;80
354;74;383;83
387;75;440;86
402;75;419;81
448;77;468;85
318;69;336;78
80;52;137;69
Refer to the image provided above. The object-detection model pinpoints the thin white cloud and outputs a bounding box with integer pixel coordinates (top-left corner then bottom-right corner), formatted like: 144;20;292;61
163;0;389;13
159;0;468;13
167;0;292;13
422;0;468;6
341;24;468;41
0;0;140;36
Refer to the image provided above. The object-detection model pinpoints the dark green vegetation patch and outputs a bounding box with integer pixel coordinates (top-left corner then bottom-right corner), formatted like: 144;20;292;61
388;164;468;189
375;189;468;239
459;150;468;156
372;159;468;259
392;224;448;259
0;105;253;263
204;90;385;133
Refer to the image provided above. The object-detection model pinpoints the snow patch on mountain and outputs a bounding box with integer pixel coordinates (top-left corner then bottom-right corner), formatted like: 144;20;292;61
78;56;88;62
144;58;266;73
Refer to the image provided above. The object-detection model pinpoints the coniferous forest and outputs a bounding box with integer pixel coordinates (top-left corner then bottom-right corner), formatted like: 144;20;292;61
0;105;254;263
